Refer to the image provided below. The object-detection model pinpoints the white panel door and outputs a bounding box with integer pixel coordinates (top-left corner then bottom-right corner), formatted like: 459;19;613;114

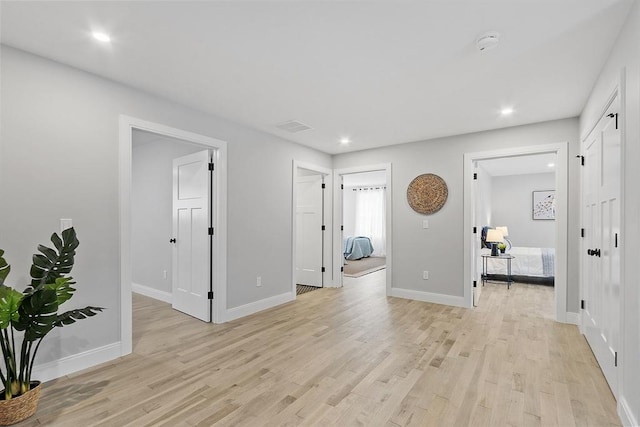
296;174;324;287
172;150;211;322
582;100;620;396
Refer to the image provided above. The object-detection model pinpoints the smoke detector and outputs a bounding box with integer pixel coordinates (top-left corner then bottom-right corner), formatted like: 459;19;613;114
476;31;500;51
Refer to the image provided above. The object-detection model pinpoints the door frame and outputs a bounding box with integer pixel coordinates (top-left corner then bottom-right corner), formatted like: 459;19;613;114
292;161;333;292
333;163;392;293
578;84;623;399
119;115;228;356
463;143;568;321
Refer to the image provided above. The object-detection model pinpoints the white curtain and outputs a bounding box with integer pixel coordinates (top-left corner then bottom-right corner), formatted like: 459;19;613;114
354;187;386;256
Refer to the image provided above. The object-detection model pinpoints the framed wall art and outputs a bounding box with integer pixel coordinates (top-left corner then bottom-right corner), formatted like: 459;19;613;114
532;190;555;220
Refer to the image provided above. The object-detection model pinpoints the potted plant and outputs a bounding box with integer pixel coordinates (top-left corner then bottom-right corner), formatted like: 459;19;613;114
0;228;103;425
498;243;507;253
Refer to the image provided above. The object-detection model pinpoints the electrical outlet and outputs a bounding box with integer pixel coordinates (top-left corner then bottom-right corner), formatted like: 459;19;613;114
422;220;429;229
163;270;167;280
423;271;429;280
257;276;262;287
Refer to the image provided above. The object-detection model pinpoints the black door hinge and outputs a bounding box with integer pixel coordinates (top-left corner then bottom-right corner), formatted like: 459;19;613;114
341;225;344;231
208;227;214;236
321;225;326;231
341;184;344;190
581;299;585;310
615;233;618;248
341;266;344;272
321;183;326;189
208;291;214;300
473;173;478;180
581;228;585;238
614;351;618;367
208;162;214;171
321;267;326;273
473;227;477;234
473;280;477;288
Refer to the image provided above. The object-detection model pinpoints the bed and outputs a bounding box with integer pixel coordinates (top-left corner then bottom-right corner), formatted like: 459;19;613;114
480;246;555;285
343;236;374;260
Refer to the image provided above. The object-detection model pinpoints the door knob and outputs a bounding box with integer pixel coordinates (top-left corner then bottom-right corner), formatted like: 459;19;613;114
587;249;593;256
169;238;176;243
595;248;601;257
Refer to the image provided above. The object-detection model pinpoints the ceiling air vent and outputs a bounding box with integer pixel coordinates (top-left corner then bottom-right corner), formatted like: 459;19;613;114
276;120;313;133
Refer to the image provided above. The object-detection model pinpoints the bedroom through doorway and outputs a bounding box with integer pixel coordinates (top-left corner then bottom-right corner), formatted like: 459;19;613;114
341;171;388;280
471;152;559;315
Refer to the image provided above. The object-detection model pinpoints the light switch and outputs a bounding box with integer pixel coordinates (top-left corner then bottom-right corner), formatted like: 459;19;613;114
60;218;73;232
422;219;429;229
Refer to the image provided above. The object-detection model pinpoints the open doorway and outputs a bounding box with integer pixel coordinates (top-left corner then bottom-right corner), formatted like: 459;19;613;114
132;129;216;322
292;161;332;296
334;163;392;293
464;143;568;322
342;171;387;279
119;116;227;356
472;153;557;315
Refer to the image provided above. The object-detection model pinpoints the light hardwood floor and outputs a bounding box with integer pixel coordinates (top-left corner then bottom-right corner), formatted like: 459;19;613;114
18;271;620;426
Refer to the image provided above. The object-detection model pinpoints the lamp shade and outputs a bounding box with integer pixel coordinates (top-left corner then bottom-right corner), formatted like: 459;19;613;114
485;229;504;243
496;226;509;237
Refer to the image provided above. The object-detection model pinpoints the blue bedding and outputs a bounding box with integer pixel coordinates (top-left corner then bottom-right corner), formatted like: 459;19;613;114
343;236;374;260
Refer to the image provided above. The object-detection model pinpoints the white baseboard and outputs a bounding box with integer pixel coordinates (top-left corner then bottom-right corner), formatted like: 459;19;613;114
32;342;122;383
565;311;580;326
619;395;638;427
225;291;295;322
132;282;172;303
390;287;468;308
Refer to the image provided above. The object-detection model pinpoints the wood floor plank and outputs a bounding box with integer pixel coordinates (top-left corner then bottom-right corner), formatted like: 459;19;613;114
15;274;620;426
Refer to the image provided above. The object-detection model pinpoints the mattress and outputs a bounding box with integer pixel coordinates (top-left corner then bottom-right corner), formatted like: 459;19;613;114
481;247;555;278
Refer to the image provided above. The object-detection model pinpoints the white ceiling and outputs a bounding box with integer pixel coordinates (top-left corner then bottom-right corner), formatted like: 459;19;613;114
0;1;633;154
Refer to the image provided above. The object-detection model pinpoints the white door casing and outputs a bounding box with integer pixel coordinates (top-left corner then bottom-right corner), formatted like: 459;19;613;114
472;163;482;307
172;150;212;322
295;174;324;287
463;143;568;317
581;94;621;397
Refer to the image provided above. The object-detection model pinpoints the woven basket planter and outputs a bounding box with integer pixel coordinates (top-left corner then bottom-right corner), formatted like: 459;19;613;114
0;382;41;426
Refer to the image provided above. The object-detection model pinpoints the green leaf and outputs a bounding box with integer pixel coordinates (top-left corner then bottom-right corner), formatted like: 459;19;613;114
14;289;58;341
55;306;104;327
44;277;76;306
29;227;79;289
0;285;23;329
0;249;10;286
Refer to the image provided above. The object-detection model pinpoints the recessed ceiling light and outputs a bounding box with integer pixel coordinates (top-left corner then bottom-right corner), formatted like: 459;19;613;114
500;107;514;116
547;163;555;168
340;137;350;144
92;32;111;43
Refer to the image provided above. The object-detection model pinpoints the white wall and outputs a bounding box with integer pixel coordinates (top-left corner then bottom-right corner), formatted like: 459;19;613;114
343;187;357;238
131;131;203;295
0;46;331;369
491;172;556;248
580;1;640;424
475;164;492;230
333;118;580;306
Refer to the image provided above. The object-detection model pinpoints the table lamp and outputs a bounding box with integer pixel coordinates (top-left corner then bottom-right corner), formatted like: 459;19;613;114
496;226;509;237
485;229;504;256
